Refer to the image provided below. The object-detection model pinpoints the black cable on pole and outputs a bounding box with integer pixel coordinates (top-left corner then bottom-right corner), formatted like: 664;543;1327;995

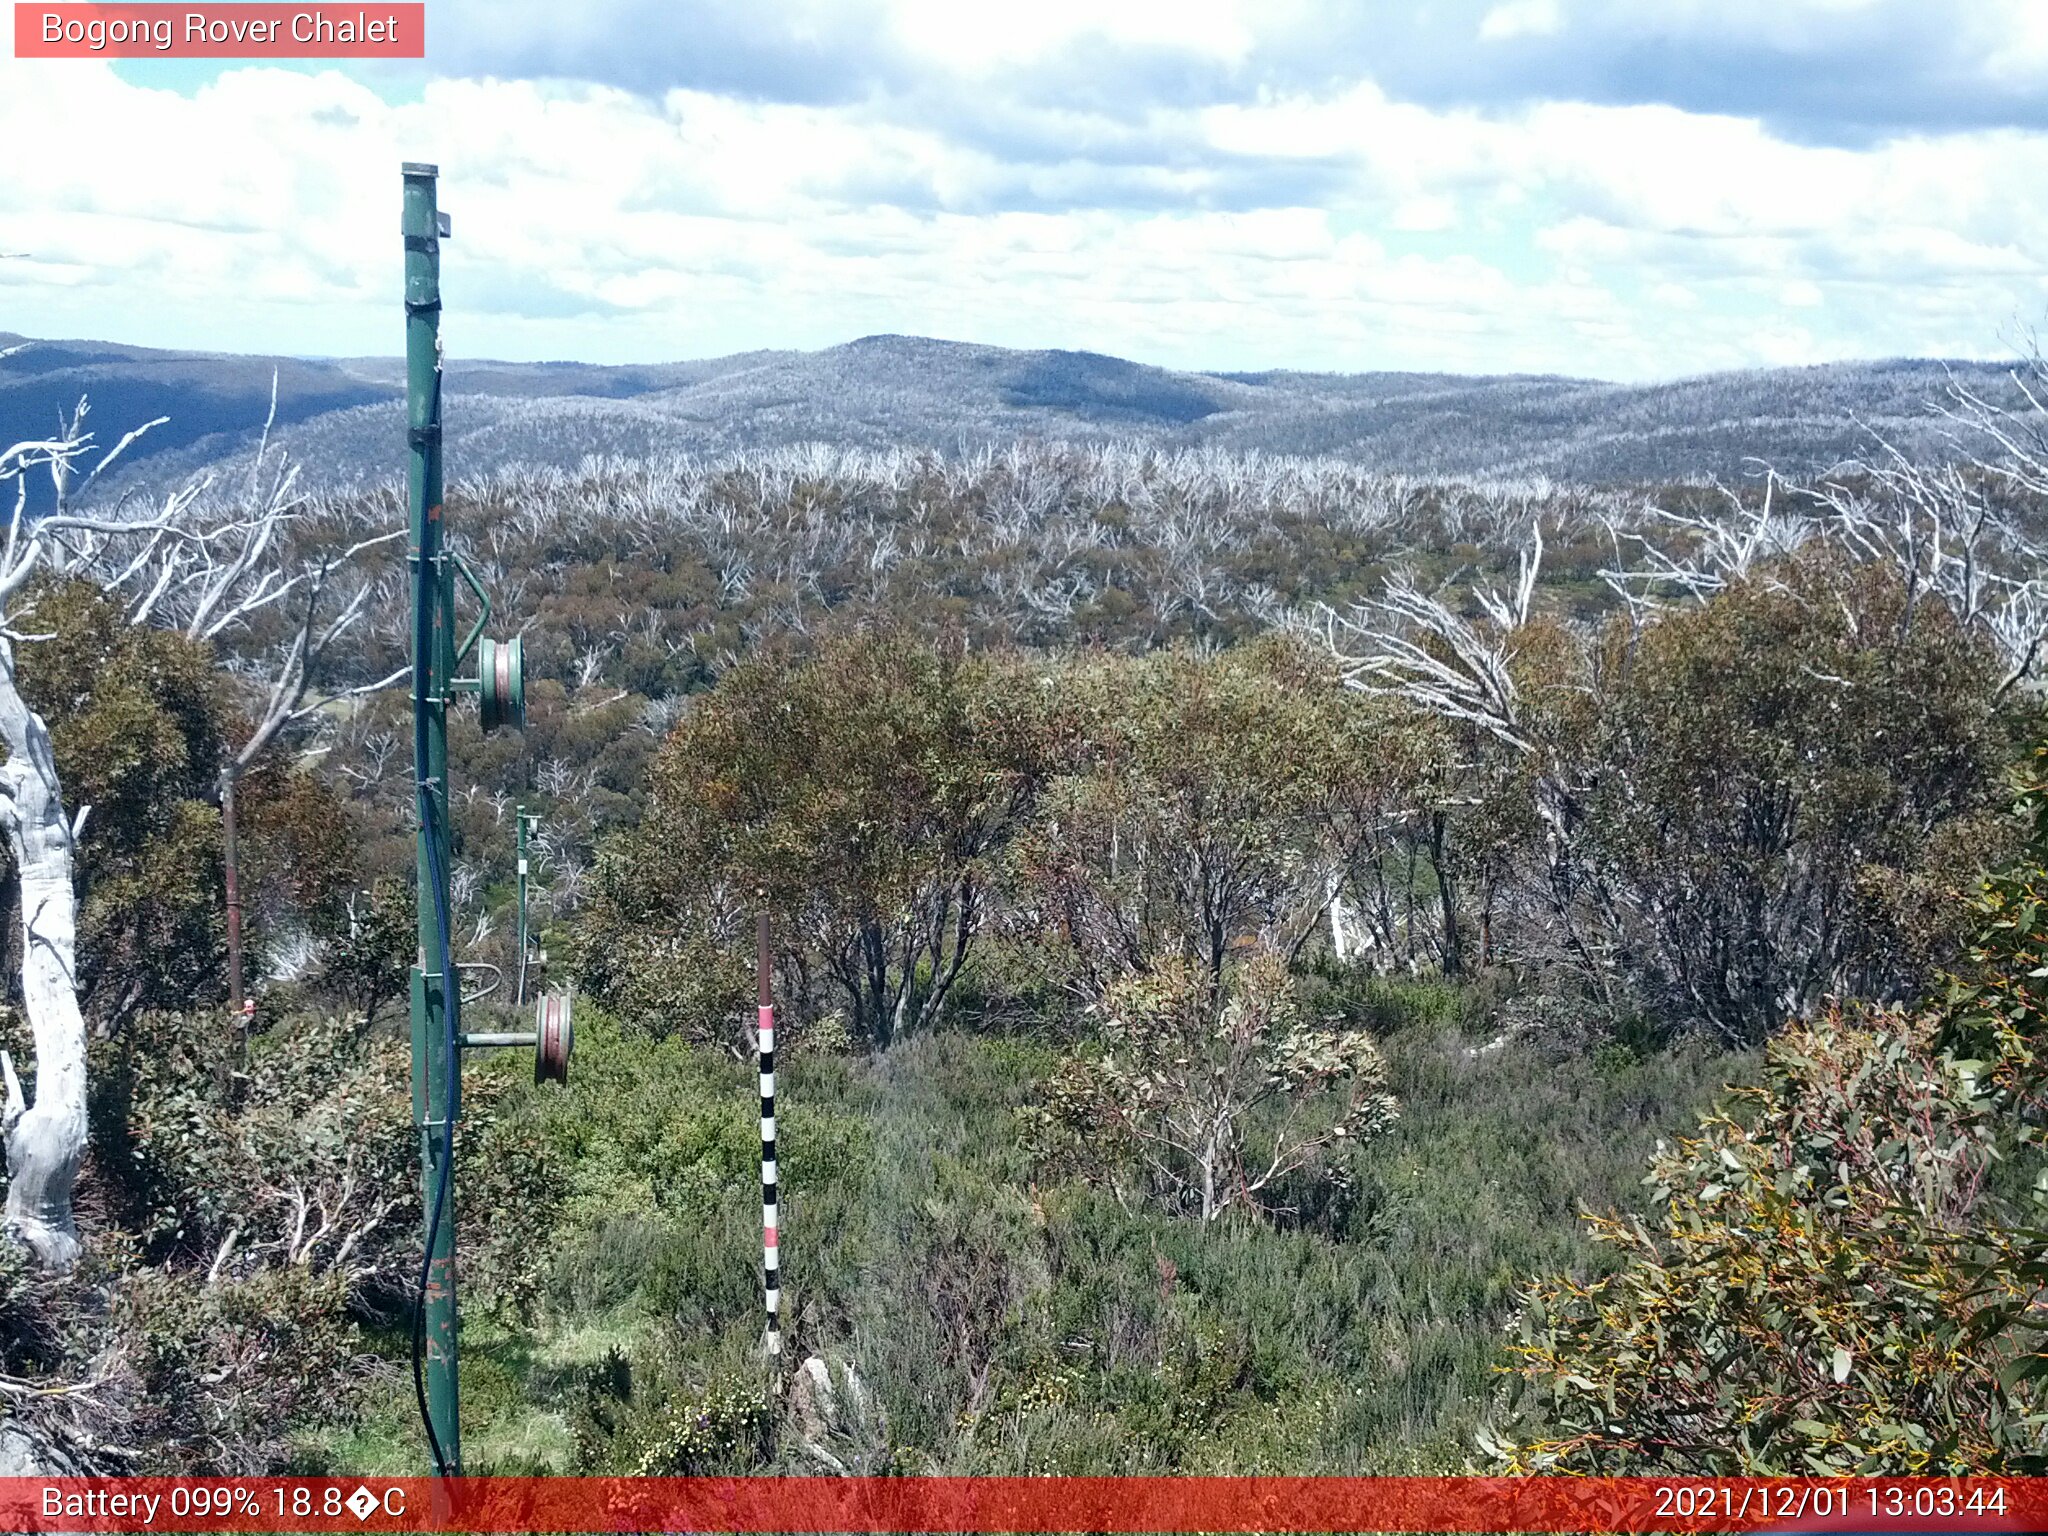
411;785;459;1479
408;370;458;1479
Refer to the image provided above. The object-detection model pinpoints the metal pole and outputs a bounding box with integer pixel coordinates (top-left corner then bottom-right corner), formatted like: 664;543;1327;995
403;160;460;1476
515;806;531;1006
223;775;247;1040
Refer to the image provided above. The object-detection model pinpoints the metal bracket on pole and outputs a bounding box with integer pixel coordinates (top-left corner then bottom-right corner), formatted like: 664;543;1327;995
456;961;502;1004
451;551;491;666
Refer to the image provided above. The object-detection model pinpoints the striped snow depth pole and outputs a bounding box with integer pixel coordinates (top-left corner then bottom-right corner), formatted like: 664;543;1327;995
758;911;780;1377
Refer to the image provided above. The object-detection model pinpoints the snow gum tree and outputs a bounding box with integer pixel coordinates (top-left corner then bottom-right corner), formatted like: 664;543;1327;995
0;402;340;1270
1029;949;1399;1222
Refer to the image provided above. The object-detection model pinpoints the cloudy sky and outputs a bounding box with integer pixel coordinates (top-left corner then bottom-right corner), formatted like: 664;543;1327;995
4;0;2047;378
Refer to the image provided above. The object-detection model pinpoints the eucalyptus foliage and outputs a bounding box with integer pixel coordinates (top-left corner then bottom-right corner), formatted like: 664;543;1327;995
1491;749;2048;1473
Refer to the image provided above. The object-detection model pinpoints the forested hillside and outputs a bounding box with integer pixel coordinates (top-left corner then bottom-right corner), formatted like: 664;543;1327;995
0;365;2044;1478
1;331;2027;499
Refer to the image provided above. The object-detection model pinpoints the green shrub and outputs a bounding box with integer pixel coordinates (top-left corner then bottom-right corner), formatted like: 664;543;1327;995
316;876;412;1030
576;632;1060;1048
1577;552;2019;1041
96;1009;415;1283
1491;1007;2035;1473
117;1264;364;1474
622;1377;770;1475
1491;749;2048;1474
1025;951;1397;1224
13;577;226;1031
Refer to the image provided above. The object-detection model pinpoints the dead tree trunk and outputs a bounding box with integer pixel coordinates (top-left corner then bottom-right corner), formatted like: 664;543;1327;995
1431;808;1464;977
222;772;245;1031
0;642;84;1273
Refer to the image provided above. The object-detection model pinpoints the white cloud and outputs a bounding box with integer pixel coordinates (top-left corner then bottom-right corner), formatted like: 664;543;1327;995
1391;195;1459;232
3;18;2046;382
889;0;1257;69
1478;0;1563;43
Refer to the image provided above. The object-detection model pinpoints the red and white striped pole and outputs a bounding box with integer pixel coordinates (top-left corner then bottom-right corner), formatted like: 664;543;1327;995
758;911;781;1385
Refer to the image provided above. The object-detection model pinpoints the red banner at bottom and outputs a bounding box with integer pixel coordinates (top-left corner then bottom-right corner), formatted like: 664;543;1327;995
1;1476;2042;1533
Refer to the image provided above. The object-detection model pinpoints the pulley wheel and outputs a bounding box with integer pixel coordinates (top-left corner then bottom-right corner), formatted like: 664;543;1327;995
479;635;525;733
535;990;573;1085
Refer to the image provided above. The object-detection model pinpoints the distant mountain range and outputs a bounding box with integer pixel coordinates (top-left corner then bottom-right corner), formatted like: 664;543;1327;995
0;330;2023;497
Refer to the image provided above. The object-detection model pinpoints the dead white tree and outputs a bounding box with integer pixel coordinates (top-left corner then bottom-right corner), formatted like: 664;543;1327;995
0;403;384;1270
0;420;186;1270
1324;524;1545;759
1804;375;2048;694
1601;371;2048;696
1320;524;1619;989
1597;471;1810;623
206;1148;398;1288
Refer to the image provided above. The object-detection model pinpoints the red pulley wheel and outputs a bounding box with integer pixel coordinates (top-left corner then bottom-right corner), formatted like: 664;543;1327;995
535;991;573;1085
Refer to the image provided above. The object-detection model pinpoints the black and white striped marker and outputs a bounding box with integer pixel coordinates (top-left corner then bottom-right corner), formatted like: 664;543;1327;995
758;913;779;1370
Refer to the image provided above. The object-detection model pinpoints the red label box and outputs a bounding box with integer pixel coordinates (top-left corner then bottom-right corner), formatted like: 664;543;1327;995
0;1476;2043;1533
14;3;424;57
